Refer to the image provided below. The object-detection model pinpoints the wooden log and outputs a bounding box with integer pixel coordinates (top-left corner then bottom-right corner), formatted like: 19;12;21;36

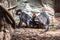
0;5;16;31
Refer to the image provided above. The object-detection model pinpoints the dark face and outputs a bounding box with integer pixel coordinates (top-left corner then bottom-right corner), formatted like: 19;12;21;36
32;13;36;18
32;13;39;23
18;12;21;15
16;9;22;15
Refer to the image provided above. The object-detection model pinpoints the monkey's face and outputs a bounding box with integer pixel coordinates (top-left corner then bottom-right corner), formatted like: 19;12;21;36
32;13;36;18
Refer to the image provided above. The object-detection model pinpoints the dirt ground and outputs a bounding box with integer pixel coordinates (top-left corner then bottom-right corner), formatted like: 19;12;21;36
11;28;60;40
0;17;60;40
11;17;60;40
